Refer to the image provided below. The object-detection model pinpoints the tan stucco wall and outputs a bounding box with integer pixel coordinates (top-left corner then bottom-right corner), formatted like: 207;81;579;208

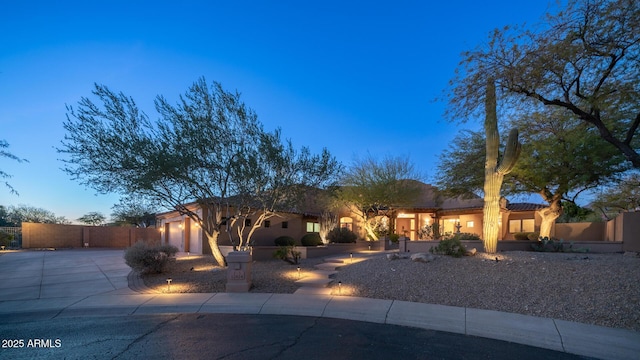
621;212;640;252
22;222;160;249
554;222;605;241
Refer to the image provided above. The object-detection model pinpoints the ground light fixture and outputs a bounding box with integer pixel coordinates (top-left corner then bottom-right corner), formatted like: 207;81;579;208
368;245;371;251
166;278;172;292
297;266;301;279
350;252;353;263
338;281;342;295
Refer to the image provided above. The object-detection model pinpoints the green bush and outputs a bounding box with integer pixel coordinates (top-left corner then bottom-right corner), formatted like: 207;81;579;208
274;236;296;247
301;233;323;246
273;245;301;264
429;237;466;257
452;232;480;240
389;234;400;243
327;227;357;243
124;241;179;274
531;237;589;253
514;232;539;241
0;232;14;248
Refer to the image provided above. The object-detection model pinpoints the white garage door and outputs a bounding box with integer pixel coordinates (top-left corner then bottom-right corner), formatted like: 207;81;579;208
168;222;184;251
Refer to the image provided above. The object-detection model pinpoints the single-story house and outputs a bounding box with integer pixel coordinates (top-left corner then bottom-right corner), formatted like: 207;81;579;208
337;181;546;242
156;181;548;254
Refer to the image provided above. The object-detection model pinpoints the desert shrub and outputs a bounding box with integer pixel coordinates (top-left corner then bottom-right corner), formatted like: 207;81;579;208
124;241;179;274
0;232;13;248
273;246;301;264
514;232;539;241
158;244;179;257
327;227;357;243
301;233;323;246
389;233;400;243
442;232;480;241
531;237;589;253
429;237;466;257
454;232;480;240
274;236;296;247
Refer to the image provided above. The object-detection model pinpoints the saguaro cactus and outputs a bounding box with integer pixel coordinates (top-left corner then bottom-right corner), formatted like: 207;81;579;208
483;80;521;253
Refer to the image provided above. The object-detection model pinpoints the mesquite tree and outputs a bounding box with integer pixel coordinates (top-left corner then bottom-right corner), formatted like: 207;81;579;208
483;80;520;253
447;0;640;168
436;112;626;239
60;78;337;266
337;154;423;241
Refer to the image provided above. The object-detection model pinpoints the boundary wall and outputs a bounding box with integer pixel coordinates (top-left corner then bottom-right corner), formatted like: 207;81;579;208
22;222;160;249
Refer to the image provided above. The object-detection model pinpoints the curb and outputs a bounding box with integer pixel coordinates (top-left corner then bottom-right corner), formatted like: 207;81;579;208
127;270;159;294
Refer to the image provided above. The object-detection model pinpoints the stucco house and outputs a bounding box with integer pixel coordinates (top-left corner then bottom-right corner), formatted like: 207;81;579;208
337;181;546;242
156;181;547;254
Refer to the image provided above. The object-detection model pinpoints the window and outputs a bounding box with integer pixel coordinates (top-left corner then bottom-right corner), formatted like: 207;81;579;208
522;219;535;232
306;222;320;233
340;217;353;231
466;221;474;228
282;221;288;229
264;220;270;228
244;218;251;227
509;219;535;233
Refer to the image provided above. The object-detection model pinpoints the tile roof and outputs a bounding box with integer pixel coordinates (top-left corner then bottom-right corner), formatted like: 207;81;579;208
507;202;547;211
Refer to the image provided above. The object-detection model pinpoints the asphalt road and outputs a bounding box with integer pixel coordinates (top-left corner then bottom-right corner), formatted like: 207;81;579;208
0;313;596;360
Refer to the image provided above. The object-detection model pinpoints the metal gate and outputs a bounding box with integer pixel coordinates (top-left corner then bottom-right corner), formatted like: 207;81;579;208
0;227;22;248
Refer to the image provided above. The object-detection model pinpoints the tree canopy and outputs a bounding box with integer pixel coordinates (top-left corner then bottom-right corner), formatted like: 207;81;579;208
60;77;339;266
589;173;640;219
0;204;69;226
111;194;159;228
337;154;423;240
447;0;640;168
76;212;106;226
436;108;627;237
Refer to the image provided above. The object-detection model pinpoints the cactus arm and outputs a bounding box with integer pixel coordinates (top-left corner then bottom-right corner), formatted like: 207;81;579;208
497;128;522;174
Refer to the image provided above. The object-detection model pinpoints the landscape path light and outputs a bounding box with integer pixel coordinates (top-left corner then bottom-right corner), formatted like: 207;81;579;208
350;252;353;263
166;278;172;292
338;281;342;295
297;266;301;279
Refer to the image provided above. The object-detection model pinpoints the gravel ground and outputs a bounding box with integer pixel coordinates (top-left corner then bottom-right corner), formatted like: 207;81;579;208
141;251;640;332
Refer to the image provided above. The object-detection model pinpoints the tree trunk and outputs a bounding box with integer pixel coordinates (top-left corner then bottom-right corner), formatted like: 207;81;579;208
205;229;226;267
364;220;379;241
351;205;379;241
537;200;562;238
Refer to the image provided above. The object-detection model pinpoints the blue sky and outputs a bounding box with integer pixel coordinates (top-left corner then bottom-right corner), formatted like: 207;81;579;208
0;1;553;222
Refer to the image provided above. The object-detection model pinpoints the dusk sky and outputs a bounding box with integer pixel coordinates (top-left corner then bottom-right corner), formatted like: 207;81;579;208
1;1;553;223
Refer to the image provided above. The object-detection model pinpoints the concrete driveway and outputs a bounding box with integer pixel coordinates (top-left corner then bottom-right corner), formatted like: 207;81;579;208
0;249;133;316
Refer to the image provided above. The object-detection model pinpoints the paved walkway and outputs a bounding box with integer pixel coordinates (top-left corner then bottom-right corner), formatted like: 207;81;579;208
0;249;638;360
